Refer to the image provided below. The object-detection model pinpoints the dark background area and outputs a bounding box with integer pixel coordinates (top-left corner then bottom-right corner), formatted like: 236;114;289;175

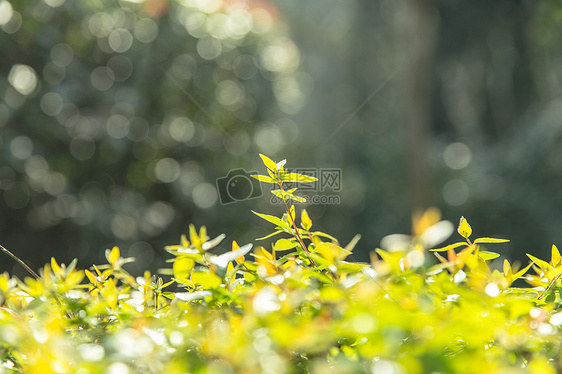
1;0;562;277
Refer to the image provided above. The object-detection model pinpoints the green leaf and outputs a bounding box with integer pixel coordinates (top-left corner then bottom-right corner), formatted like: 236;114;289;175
173;256;195;280
527;253;552;271
545;290;556;303
267;168;276;179
312;231;339;242
252;211;292;231
51;257;62;275
291;195;306;203
301;209;312;230
292;195;306;203
503;259;511;276
192;271;222;289
303;268;333;284
243;262;258;272
256;230;284;240
274;239;298;252
288;205;295;226
430;242;467;252
243;272;256;283
552;245;561;266
457;217;472;239
162;280;175;288
161;292;175;300
66;258;78;274
271;189;291;200
106;246;120;267
199;226;207;242
336;262;368;274
189;224;202;252
259;154;278;172
511;263;532;280
344;234;361;253
270;189;307;203
375;248;395;265
279;173;318;183
307;252;333;268
473;237;510;244
478;251;500;261
252;174;277;183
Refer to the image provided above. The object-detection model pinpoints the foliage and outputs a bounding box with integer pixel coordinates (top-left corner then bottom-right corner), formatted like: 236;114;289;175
1;156;562;373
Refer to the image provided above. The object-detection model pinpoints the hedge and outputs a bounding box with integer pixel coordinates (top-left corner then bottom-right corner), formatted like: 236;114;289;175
0;155;561;373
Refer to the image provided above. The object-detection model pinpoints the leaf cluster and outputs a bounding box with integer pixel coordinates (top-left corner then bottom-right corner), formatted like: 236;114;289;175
1;156;562;373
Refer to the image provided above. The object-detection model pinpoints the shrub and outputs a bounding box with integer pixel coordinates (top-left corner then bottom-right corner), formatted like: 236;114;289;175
1;155;561;373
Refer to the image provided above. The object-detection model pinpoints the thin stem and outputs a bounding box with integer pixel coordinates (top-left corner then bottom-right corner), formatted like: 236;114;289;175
276;180;318;268
0;243;72;318
0;244;40;280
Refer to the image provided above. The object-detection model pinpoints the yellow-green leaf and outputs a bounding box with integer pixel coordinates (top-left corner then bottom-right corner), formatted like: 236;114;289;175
270;190;306;203
189;224;201;252
301;209;312;230
232;240;242;263
243;272;256;283
473;237;510;244
503;259;511;276
51;257;62;275
259;154;278;172
93;264;102;278
552;245;561;266
279;173;318;183
290;195;307;203
527;253;552;271
199;226;207;242
288;205;295;226
85;269;96;284
256;230;284;241
254;246;274;261
173;256;195;280
336;261;367;274
312;231;338;242
512;262;533;279
252;174;277;183
344;234;361;254
180;234;189;247
458;216;472;239
478;251;500;261
252;211;292;231
192;271;222;289
430;242;467;252
274;238;298;252
108;246;120;267
267;168;276;179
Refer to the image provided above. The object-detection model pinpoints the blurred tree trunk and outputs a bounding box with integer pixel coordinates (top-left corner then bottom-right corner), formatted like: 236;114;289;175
405;0;436;213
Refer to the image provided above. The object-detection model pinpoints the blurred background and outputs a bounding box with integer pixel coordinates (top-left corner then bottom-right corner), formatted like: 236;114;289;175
1;0;561;277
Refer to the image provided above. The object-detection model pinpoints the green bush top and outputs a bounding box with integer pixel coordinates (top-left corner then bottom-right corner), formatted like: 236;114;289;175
1;155;561;373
